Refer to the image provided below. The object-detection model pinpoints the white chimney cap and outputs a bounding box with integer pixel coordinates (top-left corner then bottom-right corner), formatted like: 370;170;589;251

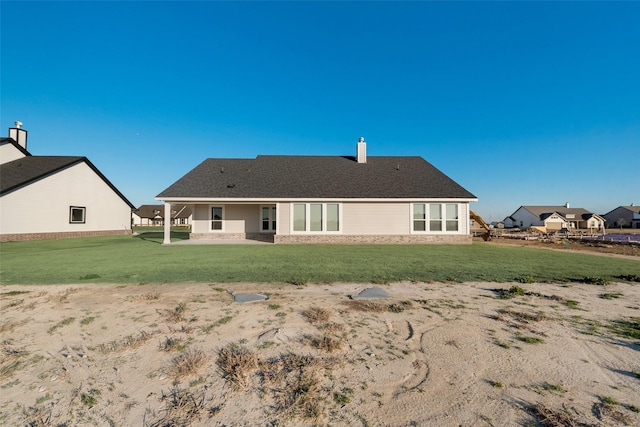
358;136;365;143
14;121;23;129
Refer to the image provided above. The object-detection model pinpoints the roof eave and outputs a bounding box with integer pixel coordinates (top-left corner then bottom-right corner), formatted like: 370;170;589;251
156;196;478;203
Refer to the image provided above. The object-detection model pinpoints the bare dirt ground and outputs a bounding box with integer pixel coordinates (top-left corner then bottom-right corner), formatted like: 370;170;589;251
485;236;640;258
1;281;639;426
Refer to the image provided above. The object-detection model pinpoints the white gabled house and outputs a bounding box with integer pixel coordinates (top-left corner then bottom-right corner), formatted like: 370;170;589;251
132;204;192;226
156;137;478;244
504;204;605;232
0;124;135;242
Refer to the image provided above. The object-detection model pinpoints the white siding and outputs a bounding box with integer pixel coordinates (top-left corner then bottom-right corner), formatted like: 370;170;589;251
343;202;410;235
0;162;131;234
0;143;26;165
190;204;260;233
277;202;290;235
278;201;470;235
510;207;542;228
225;205;258;233
192;205;210;233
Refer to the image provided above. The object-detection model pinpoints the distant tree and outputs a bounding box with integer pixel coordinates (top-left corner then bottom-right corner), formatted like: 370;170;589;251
617;217;626;229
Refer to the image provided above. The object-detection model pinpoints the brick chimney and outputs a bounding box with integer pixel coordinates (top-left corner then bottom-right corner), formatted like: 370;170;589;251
356;136;366;163
9;121;28;150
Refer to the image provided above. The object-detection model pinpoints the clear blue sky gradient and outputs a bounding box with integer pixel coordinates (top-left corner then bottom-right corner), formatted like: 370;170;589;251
2;1;639;222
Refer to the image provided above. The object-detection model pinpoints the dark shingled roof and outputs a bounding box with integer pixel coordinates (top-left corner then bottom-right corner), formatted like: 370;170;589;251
1;155;135;208
157;155;476;199
521;206;599;221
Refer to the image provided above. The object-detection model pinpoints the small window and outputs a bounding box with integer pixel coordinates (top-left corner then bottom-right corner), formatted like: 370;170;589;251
446;204;459;231
413;204;426;231
430;204;442;231
69;206;86;224
293;204;306;231
211;207;223;230
310;204;323;231
327;204;340;231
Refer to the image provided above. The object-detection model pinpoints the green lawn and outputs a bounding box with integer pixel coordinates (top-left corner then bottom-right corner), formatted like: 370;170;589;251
0;233;638;285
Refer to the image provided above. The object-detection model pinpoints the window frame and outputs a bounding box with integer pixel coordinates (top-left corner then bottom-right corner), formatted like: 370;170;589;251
291;203;342;234
260;205;277;232
412;203;461;233
210;206;224;231
69;206;86;224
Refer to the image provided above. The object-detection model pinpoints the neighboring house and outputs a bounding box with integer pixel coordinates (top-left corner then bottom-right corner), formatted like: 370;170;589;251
156;138;477;244
0;124;135;242
602;205;640;229
132;204;192;226
503;204;605;232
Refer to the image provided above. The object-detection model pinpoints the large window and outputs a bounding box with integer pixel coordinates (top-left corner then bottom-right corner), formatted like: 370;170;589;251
292;203;340;233
211;206;223;230
261;206;276;231
413;203;460;232
69;206;86;224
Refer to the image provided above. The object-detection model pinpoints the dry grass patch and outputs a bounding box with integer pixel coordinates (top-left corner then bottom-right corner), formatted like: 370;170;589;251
0;345;28;380
94;330;156;353
159;303;188;323
593;397;633;425
145;387;222;427
51;288;80;303
127;292;160;302
496;308;548;323
47;317;75;335
342;300;387;312
216;345;259;391
301;307;331;324
168;348;208;381
304;334;344;353
216;346;337;422
0;319;26;334
159;336;187;352
21;403;59;427
530;402;581;426
317;322;346;335
263;353;329;422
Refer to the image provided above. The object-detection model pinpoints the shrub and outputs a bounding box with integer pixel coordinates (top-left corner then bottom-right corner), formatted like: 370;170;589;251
216;345;258;390
169;348;208;380
496;286;525;299
581;276;608;286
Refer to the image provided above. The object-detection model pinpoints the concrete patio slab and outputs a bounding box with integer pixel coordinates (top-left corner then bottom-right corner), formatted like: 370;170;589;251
349;286;391;300
231;292;269;303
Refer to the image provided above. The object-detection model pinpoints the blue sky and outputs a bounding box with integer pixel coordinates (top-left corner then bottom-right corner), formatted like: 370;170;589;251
2;1;639;222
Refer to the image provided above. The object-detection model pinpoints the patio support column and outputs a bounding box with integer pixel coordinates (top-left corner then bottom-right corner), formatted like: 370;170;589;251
163;202;171;245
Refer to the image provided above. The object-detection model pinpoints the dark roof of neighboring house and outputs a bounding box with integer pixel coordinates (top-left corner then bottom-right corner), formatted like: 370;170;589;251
134;204;192;219
157;155;476;199
1;155;135;209
520;206;600;221
603;205;640;216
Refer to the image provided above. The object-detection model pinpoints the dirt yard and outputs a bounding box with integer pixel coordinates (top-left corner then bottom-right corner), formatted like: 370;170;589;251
486;235;640;258
1;281;639;426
